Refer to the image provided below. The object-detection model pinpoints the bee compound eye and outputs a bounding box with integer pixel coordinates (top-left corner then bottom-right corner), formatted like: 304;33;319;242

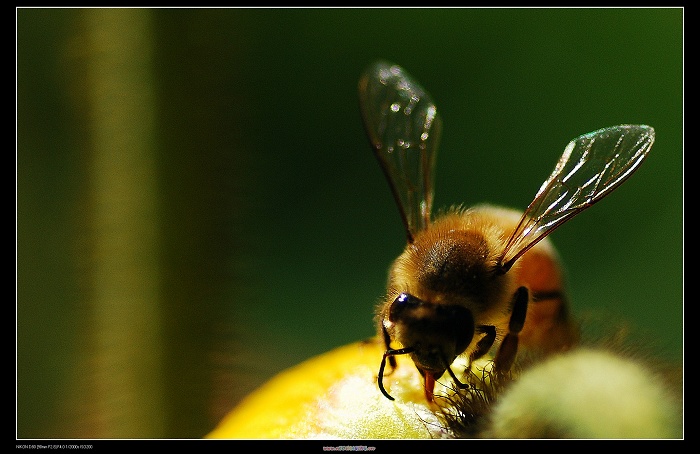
444;305;475;354
388;292;422;322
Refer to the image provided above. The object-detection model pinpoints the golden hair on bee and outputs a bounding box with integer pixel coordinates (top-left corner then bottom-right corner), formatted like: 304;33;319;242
358;60;655;403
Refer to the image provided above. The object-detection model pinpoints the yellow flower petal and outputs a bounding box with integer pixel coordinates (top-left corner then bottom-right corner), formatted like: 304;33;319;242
207;340;682;439
206;339;447;439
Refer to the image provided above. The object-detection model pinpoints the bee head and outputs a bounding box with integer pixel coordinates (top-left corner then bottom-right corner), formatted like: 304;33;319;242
387;293;475;375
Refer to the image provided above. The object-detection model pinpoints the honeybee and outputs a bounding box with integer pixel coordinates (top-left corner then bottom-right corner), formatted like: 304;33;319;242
358;61;655;402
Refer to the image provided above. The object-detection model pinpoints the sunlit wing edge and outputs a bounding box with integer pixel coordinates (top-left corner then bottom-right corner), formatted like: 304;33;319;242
499;125;655;271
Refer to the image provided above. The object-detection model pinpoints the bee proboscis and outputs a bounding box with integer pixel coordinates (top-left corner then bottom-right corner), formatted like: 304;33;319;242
358;60;655;402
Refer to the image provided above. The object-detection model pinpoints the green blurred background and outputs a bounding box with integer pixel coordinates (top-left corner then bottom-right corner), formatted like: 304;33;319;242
17;7;683;439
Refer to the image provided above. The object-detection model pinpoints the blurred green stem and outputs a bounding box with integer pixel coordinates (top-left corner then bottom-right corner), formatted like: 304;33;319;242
81;8;165;438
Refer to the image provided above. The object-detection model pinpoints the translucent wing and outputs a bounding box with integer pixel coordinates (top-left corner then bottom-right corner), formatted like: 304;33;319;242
358;61;442;243
499;124;655;270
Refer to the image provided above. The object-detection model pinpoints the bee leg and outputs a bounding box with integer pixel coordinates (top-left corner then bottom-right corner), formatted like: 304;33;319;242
381;322;397;372
378;346;414;401
377;350;395;400
445;364;468;389
470;325;497;367
494;286;529;374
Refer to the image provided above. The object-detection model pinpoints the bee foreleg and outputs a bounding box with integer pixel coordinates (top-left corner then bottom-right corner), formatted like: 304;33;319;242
445;363;468;389
382;321;397;371
494;286;529;374
378;346;414;401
